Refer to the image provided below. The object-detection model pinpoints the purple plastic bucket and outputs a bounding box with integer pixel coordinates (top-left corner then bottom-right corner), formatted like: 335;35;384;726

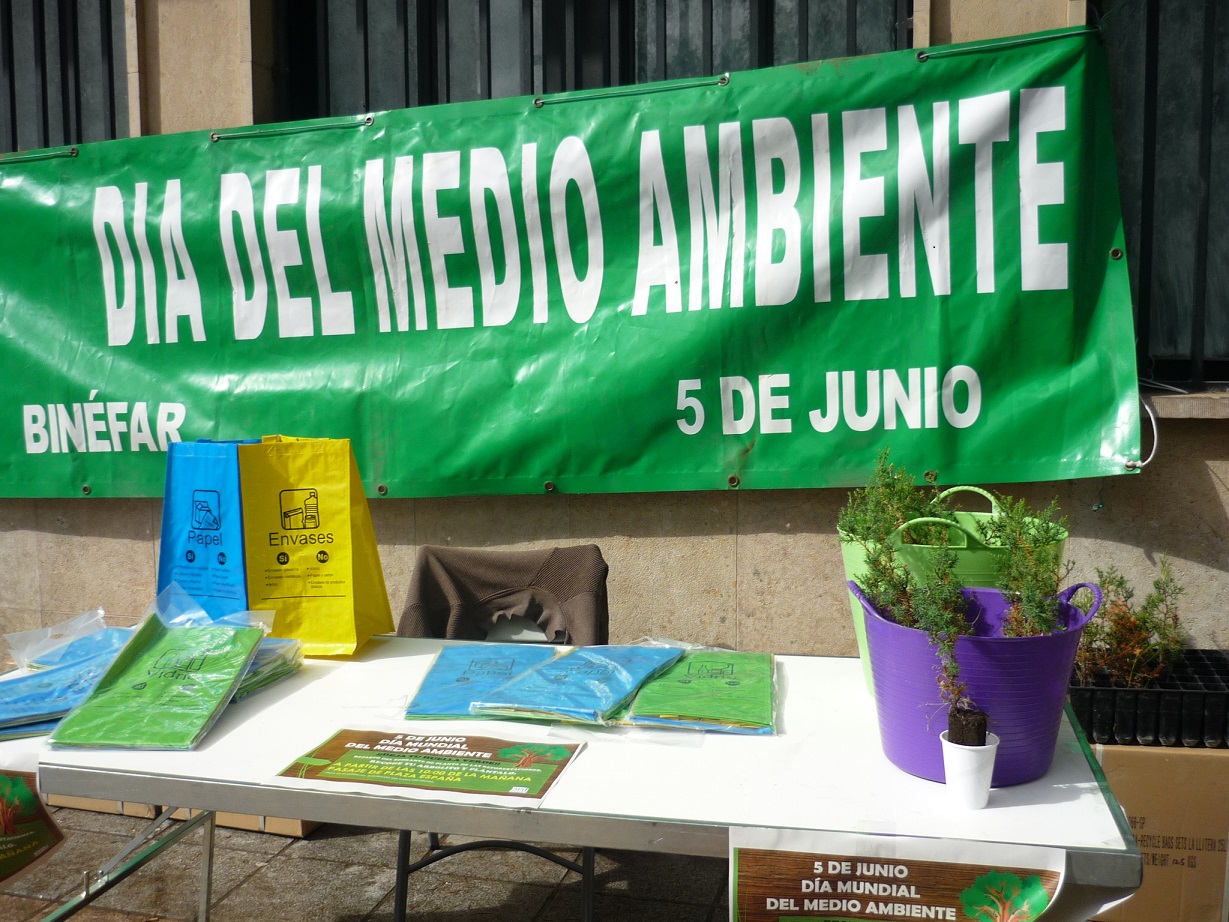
849;581;1101;786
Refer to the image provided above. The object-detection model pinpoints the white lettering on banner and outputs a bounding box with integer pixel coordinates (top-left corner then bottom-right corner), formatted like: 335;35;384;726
549;136;604;323
422;151;475;330
958;92;1011;294
811;113;832;303
222;165;357;339
681;367;977;436
265;168;315;337
220;172;269;340
22;393;185;454
94;181;205;346
159;179;206;343
683;122;745;310
364;138;603;329
363;156;429;333
1019;86;1068;290
133;183;158;344
633;130;683;315
520;143;551;324
752;117;802;307
470;147;522;327
638;87;1068;312
94;185;136;346
842;107;891;301
305;164;356;335
898;103;951;298
808;366;981;433
95;88;1071;348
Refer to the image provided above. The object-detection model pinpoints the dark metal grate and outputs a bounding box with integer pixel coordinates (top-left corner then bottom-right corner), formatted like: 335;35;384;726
0;0;127;153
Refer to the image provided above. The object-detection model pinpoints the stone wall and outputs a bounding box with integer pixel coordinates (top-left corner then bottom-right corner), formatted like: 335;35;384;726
2;416;1224;653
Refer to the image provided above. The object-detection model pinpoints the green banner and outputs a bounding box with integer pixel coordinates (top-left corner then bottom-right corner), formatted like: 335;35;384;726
0;27;1139;498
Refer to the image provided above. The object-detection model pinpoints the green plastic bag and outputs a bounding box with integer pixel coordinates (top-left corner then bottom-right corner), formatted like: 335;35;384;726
49;597;263;751
625;649;776;734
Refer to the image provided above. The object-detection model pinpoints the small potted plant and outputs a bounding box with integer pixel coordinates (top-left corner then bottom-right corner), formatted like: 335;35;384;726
846;460;1101;787
1066;559;1225;747
837;449;952;687
868;546;1000;807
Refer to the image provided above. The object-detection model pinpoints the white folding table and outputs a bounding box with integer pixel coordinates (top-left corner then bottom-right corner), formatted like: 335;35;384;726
20;636;1139;921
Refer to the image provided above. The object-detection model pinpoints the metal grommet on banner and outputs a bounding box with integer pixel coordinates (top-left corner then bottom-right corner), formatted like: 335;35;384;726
717;74;730;86
376;484;388;496
1110;248;1124;260
544;481;557;493
533;98;544;109
727;475;740;488
81;484;91;495
916;51;929;62
209;132;220;142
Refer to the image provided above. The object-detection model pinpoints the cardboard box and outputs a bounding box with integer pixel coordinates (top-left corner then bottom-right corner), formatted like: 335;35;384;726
45;794;318;838
1093;745;1229;922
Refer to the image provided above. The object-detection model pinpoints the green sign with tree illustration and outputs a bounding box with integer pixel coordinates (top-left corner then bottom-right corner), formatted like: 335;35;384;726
733;848;1061;921
282;729;581;798
0;772;65;884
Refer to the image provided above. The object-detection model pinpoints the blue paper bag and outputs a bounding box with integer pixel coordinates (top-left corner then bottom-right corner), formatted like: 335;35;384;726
157;440;252;619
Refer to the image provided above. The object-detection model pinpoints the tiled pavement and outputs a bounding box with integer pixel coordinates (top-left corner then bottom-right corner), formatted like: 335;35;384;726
1;807;731;921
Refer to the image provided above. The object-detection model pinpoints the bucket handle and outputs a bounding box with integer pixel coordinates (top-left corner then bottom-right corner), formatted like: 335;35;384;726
936;485;999;514
1058;582;1103;627
891;516;988;550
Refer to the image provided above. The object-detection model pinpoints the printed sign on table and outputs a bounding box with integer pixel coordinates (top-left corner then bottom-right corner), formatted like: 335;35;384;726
281;729;581;799
0;771;64;885
731;829;1065;921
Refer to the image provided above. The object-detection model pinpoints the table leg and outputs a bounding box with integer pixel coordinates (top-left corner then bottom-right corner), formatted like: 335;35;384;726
393;829;412;922
38;808;215;922
198;811;216;921
581;846;594;922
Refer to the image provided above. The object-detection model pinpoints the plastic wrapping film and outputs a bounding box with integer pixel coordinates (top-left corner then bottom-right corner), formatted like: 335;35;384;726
0;655;116;731
234;637;303;701
470;643;685;724
4;609;107;669
49;584;265;750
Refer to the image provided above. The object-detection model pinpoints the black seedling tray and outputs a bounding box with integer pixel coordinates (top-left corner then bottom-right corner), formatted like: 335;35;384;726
1069;649;1229;748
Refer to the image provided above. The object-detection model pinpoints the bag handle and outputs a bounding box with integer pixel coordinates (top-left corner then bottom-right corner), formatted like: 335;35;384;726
891;516;988;550
1058;582;1103;627
936;485;999;514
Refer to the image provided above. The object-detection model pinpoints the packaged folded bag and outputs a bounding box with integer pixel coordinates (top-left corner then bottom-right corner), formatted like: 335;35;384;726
0;654;115;729
28;627;135;671
4;609;106;670
404;642;559;720
470;644;685;724
624;649;776;734
49;589;264;751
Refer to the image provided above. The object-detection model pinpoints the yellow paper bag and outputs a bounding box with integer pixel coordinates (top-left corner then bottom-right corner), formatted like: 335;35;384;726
238;436;392;656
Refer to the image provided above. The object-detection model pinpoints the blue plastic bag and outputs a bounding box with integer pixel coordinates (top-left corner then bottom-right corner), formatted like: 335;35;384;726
404;643;559;719
0;653;115;729
471;644;685;724
29;627;135;671
157;440;253;619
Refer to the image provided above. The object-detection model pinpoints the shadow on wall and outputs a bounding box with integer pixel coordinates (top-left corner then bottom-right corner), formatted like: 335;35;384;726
0;416;1223;651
